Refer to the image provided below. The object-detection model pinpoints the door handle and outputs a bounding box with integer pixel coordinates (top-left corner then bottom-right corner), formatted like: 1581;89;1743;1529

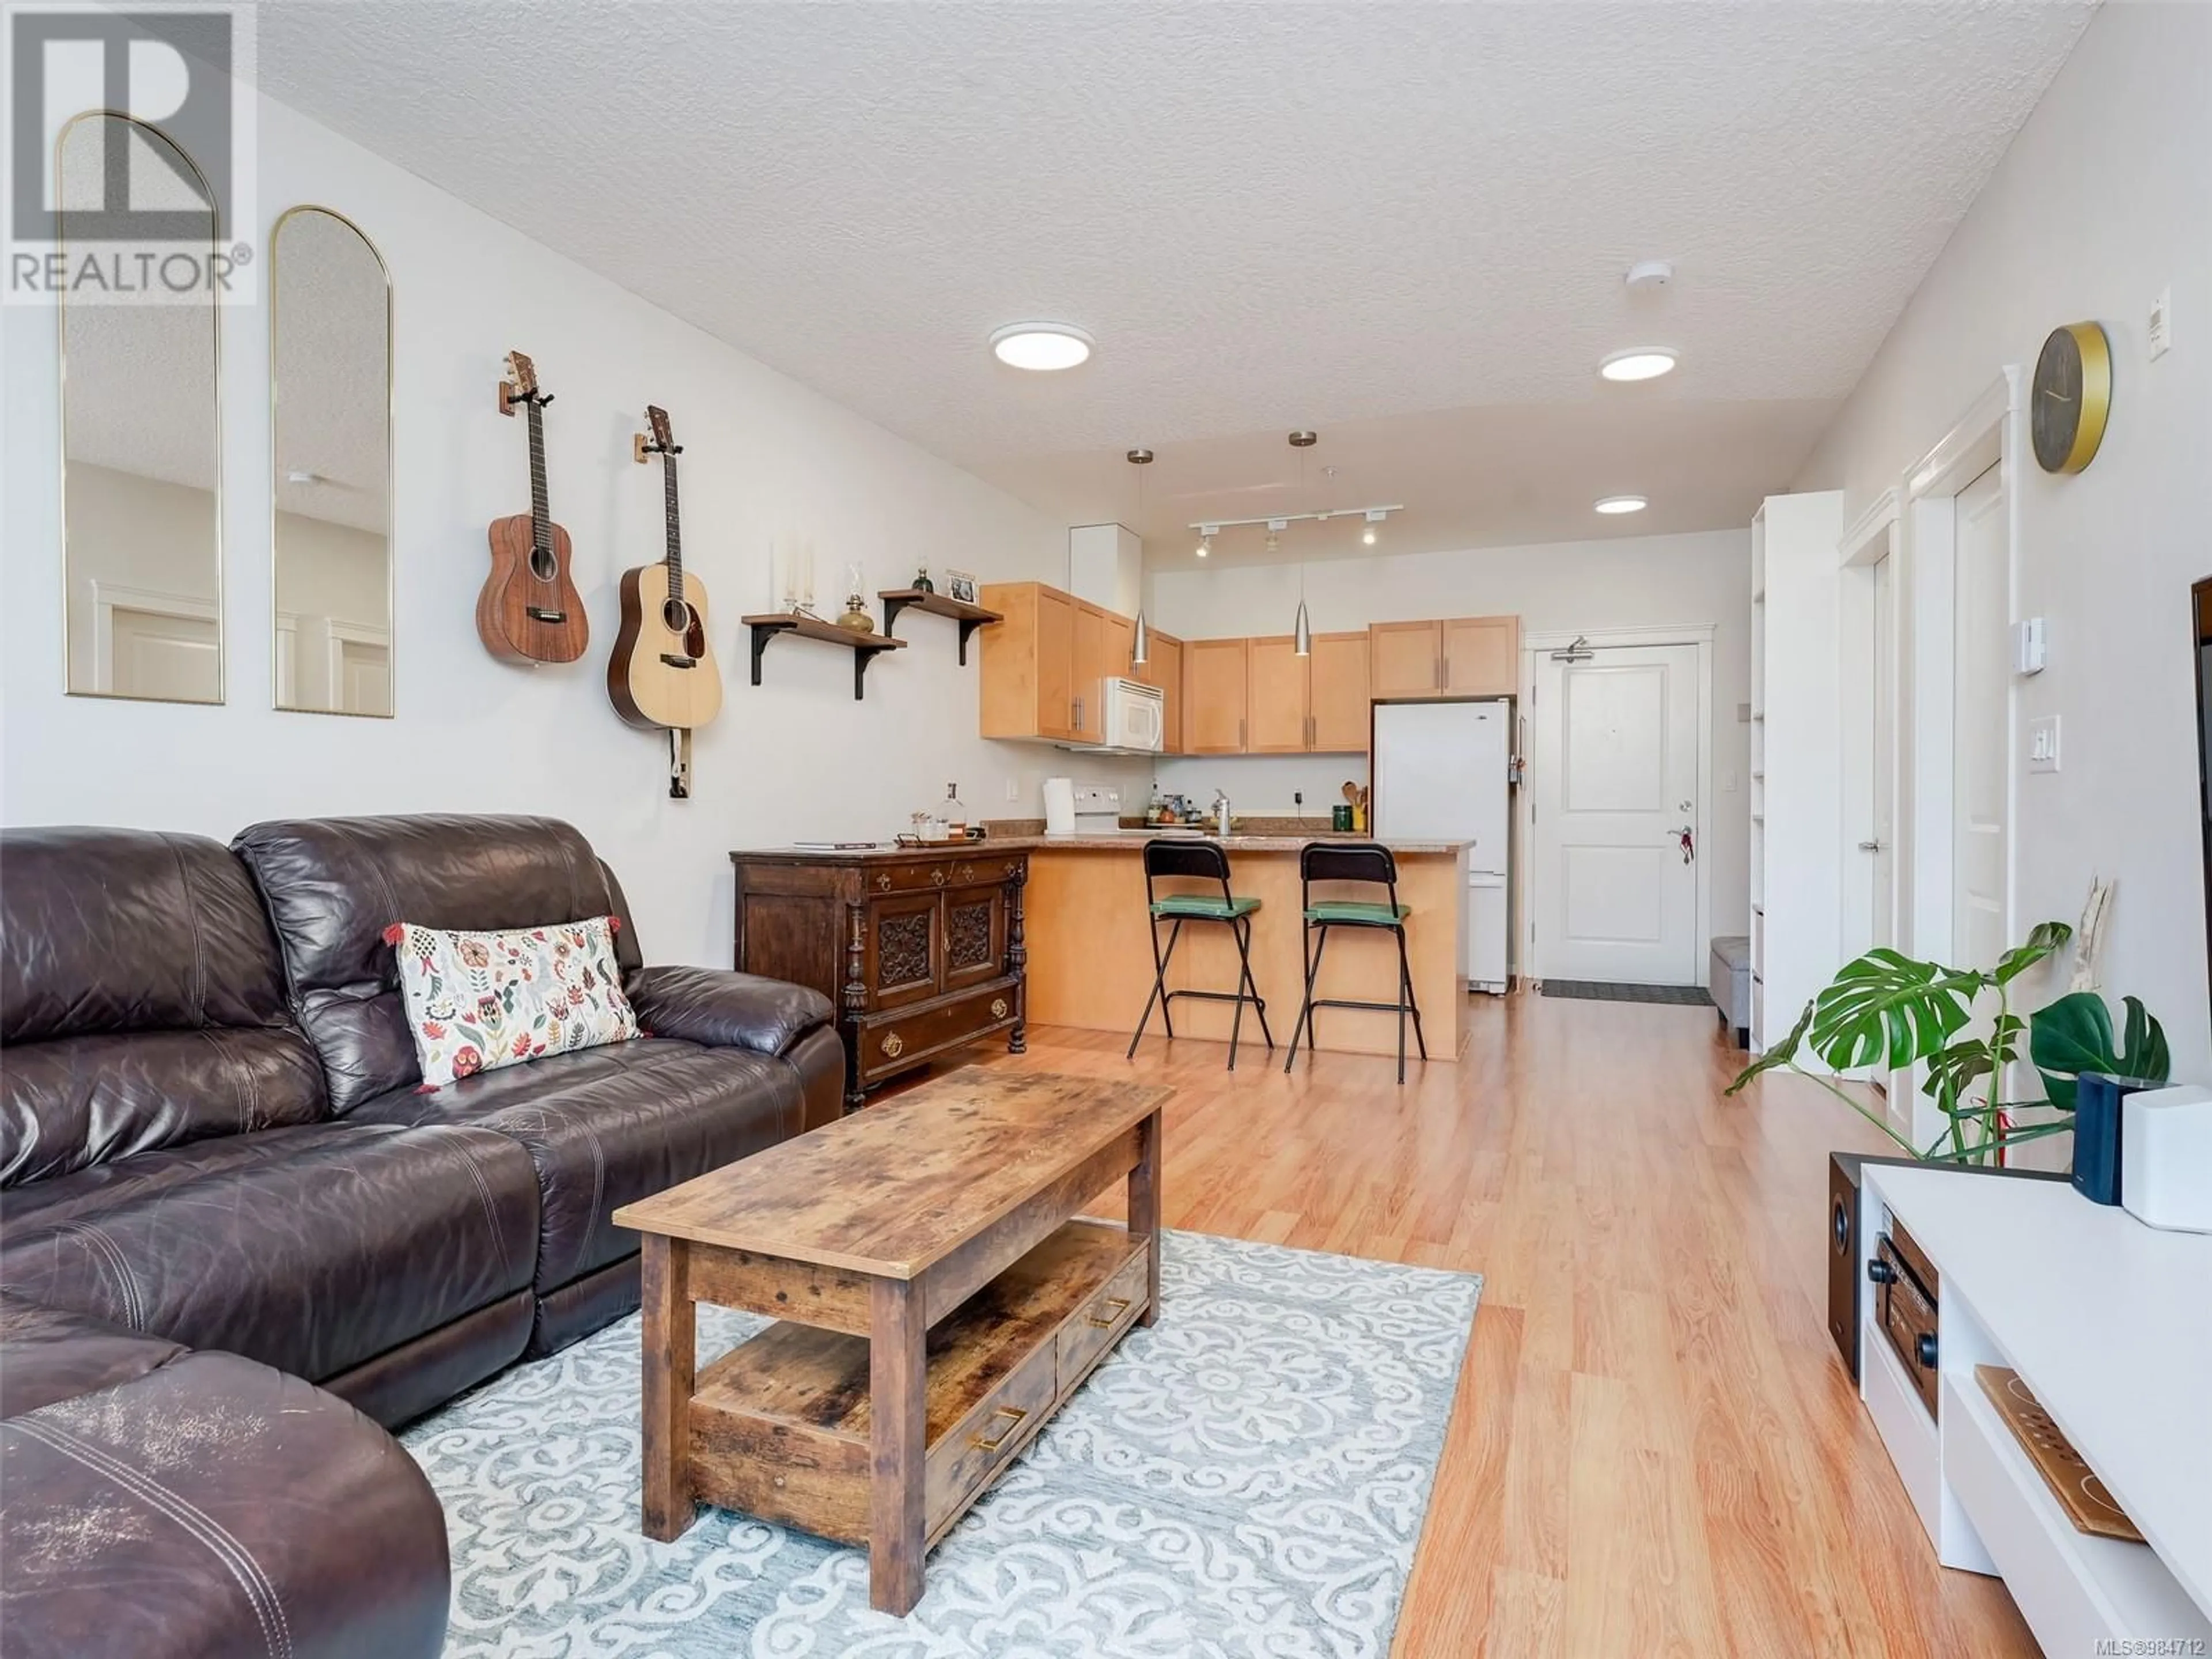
1670;825;1695;863
1858;839;1884;852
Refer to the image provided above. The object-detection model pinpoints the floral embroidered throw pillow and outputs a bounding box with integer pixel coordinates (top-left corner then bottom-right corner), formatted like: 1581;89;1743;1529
385;916;638;1087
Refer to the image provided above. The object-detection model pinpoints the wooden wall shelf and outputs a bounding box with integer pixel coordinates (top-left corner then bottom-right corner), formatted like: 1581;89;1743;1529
741;613;907;700
878;590;1002;665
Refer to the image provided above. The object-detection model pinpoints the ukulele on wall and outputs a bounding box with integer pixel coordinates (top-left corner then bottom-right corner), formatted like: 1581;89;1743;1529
608;405;723;734
478;351;590;665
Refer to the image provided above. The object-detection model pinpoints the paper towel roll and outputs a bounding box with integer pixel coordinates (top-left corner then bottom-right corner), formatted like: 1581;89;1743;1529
1043;777;1076;836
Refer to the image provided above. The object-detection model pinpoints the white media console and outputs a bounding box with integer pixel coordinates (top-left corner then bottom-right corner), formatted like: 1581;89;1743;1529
1857;1165;2212;1654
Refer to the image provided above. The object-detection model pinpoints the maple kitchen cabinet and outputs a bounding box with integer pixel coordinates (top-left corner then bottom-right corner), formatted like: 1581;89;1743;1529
1135;628;1184;754
1307;631;1373;750
1071;601;1116;741
1365;616;1521;698
1442;616;1520;695
1183;637;1250;753
1246;636;1310;752
1241;631;1372;753
979;582;1081;741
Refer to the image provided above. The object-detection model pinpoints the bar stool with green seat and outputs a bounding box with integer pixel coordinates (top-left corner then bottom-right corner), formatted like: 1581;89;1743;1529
1126;839;1274;1071
1284;842;1426;1084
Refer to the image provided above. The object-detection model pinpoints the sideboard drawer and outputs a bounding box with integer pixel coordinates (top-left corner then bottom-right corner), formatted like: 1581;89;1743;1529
854;979;1019;1087
1056;1243;1150;1392
859;854;1020;896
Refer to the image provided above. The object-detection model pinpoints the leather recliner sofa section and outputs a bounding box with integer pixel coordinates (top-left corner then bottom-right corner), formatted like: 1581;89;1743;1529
0;815;841;1658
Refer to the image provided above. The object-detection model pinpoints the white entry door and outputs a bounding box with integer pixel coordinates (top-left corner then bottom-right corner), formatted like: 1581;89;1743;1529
1953;463;2010;972
1533;643;1702;983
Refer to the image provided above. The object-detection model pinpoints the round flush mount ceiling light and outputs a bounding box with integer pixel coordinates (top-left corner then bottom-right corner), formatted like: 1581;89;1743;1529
1599;347;1678;382
990;323;1093;370
1594;494;1649;514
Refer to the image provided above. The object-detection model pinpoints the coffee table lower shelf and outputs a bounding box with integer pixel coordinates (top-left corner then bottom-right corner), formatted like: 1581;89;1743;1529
687;1219;1150;1550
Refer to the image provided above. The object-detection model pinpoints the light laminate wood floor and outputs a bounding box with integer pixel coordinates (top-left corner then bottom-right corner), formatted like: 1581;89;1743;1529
915;990;2038;1658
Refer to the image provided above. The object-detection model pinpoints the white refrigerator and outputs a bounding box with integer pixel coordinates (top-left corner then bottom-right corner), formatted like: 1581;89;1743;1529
1372;699;1512;994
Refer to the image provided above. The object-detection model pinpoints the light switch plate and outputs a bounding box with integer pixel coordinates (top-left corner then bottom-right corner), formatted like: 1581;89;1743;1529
1005;778;1021;802
2028;714;2061;774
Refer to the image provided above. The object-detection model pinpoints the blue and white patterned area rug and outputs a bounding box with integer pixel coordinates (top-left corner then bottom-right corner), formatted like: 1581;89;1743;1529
403;1230;1482;1659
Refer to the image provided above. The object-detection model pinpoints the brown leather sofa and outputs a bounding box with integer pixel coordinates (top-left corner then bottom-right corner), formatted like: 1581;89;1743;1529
0;815;839;1658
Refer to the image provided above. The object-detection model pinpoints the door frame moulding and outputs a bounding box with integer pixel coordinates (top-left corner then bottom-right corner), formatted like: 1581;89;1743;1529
1901;365;2022;969
1518;623;1716;987
1899;364;2024;1149
1838;490;1906;1127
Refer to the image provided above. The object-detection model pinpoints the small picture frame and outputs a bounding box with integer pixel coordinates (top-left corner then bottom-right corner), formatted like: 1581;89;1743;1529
945;569;979;605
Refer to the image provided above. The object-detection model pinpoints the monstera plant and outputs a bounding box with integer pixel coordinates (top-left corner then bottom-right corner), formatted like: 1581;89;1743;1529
1728;921;2171;1165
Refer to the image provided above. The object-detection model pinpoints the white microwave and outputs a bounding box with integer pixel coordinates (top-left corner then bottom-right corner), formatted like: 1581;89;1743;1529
1100;677;1166;753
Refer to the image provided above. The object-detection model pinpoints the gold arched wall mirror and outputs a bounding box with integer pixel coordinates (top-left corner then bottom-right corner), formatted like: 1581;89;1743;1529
59;112;224;703
270;207;393;716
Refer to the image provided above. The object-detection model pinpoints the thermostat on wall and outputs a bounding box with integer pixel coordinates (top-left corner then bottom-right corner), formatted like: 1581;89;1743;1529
2013;617;2047;676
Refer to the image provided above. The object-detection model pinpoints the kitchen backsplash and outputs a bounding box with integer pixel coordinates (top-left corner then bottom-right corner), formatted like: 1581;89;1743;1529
1150;755;1372;819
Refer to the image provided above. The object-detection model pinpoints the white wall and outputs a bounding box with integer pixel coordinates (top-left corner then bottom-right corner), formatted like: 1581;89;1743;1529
1149;528;1754;935
2;90;1149;967
1793;0;2212;1082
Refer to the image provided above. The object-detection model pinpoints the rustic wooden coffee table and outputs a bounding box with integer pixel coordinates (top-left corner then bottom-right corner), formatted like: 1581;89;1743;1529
612;1066;1170;1615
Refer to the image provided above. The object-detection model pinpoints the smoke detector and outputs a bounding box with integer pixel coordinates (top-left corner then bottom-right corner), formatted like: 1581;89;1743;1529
1625;259;1673;290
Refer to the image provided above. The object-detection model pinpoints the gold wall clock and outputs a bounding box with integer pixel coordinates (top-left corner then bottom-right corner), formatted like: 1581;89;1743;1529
2032;321;2112;474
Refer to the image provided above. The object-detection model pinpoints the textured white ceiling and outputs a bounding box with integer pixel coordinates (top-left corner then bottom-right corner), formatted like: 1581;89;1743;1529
253;0;2092;558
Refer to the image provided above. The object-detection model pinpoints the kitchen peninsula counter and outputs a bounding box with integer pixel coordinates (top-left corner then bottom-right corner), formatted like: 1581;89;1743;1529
1020;836;1470;1063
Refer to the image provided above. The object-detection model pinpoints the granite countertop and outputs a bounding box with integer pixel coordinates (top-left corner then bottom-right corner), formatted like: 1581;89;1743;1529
732;831;1471;860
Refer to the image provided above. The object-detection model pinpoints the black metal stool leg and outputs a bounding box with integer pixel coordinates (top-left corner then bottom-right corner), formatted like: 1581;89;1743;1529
1127;916;1166;1059
1158;919;1182;1038
1236;916;1275;1050
1395;944;1407;1086
1224;925;1248;1072
1284;918;1320;1073
1127;915;1183;1058
1398;925;1427;1062
1301;926;1332;1063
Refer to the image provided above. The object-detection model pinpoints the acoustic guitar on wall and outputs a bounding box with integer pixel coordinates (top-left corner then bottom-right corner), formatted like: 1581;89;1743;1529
608;404;723;734
478;350;589;665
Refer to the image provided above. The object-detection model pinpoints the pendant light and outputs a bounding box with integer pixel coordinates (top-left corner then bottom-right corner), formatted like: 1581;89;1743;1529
1288;432;1318;654
1126;448;1152;666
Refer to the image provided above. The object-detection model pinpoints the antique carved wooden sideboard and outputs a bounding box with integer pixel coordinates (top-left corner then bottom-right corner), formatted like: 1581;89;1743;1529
728;844;1029;1111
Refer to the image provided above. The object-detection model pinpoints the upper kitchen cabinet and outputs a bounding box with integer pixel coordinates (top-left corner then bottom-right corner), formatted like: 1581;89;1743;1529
1247;635;1310;752
1071;600;1111;741
1442;616;1521;695
1308;631;1372;750
979;582;1079;741
1184;637;1250;753
1135;628;1184;754
1243;631;1371;753
1369;620;1445;696
1366;616;1521;698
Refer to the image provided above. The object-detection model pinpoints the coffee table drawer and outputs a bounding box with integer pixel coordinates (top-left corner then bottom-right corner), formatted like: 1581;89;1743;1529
1057;1242;1149;1392
925;1332;1058;1536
